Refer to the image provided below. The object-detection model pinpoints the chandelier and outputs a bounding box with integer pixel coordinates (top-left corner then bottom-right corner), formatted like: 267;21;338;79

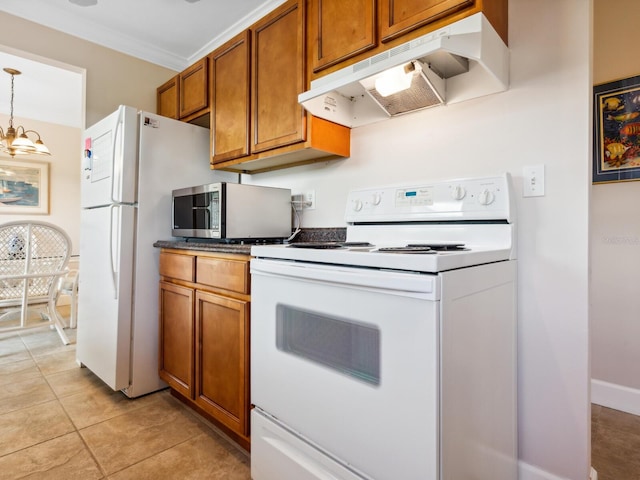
0;68;51;157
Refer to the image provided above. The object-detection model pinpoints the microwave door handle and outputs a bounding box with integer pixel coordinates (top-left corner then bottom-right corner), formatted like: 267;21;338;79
109;204;119;299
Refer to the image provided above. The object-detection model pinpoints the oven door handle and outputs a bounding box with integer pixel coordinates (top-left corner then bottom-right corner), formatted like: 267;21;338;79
251;258;437;296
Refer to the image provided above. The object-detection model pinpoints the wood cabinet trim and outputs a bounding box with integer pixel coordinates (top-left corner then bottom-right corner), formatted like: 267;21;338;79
160;248;251;262
212;114;350;174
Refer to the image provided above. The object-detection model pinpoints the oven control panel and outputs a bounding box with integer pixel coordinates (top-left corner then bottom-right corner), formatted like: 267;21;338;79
345;173;513;223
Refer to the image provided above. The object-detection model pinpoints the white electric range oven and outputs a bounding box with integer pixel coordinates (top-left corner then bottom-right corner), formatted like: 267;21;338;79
250;174;518;480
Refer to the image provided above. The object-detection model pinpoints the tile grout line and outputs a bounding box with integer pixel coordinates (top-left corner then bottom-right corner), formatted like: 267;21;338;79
22;325;110;479
44;374;110;479
0;329;79;464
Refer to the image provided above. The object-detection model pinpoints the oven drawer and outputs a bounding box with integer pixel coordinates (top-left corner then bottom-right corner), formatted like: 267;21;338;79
252;409;369;480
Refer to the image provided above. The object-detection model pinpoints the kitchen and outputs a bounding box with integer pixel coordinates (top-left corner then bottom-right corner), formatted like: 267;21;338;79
0;0;617;478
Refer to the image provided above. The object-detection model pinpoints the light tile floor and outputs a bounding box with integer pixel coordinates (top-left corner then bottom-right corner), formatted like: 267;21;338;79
6;311;637;479
0;311;250;479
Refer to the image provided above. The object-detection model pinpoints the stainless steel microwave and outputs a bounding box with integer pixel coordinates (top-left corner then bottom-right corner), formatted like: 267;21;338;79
172;183;292;240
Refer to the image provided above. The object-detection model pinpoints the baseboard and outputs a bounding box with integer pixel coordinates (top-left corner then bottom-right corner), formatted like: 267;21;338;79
519;461;570;480
519;461;596;480
591;378;640;416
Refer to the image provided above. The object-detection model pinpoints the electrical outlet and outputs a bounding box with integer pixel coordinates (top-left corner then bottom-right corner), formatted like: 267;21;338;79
291;190;316;210
303;190;316;210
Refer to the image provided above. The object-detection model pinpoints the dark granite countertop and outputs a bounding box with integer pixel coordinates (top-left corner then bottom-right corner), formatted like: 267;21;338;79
154;228;346;255
154;240;253;255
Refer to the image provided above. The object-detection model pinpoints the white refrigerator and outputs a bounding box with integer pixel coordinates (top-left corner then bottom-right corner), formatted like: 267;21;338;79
77;105;237;398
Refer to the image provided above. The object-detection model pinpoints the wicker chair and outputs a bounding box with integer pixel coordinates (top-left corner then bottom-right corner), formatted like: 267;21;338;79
0;221;72;344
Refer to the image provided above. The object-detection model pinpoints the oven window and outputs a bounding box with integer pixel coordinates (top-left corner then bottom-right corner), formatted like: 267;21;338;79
276;305;380;386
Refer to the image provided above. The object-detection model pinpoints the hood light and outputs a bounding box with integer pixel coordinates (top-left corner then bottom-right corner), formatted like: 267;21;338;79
374;62;419;97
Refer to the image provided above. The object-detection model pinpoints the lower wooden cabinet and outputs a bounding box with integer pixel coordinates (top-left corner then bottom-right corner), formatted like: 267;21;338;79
159;281;194;399
158;249;251;449
195;291;249;435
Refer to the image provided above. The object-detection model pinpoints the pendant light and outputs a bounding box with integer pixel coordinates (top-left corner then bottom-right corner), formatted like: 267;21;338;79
0;68;51;158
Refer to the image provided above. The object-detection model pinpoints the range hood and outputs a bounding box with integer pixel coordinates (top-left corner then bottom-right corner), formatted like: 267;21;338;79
298;13;509;128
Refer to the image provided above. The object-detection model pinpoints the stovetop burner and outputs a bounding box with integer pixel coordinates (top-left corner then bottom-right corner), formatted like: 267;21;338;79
288;242;469;253
288;241;376;250
406;243;467;251
288;242;345;249
376;246;438;254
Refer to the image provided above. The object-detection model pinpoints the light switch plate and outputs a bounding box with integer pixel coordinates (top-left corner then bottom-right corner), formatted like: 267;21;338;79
523;165;545;197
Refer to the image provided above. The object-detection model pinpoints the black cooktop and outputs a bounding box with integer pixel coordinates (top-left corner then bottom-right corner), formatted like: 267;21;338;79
288;242;467;253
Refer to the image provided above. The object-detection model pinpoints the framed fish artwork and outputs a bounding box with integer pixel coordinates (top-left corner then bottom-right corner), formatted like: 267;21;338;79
594;74;640;183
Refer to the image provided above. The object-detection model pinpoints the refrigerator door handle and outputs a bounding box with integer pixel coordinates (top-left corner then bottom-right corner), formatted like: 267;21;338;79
110;107;124;204
109;204;120;299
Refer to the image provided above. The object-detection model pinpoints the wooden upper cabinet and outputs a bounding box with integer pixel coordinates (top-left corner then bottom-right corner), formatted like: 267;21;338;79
180;57;209;118
251;0;305;153
379;0;474;42
210;31;251;164
157;0;350;173
157;76;179;119
310;0;376;73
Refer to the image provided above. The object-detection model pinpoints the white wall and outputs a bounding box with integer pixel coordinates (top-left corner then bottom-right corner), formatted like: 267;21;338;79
0;12;176;127
0;113;81;256
590;0;640;415
243;0;592;478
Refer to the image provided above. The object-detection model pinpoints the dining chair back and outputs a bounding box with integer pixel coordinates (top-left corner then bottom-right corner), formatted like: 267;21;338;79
0;221;72;344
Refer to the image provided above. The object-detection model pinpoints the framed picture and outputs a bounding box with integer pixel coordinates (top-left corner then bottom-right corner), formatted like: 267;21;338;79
0;160;49;214
594;74;640;184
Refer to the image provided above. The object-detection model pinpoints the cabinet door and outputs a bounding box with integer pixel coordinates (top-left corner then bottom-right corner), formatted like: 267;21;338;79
310;0;376;73
159;281;194;399
251;0;305;153
157;76;179;119
180;58;209;118
380;0;474;42
210;31;251;164
195;290;250;436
